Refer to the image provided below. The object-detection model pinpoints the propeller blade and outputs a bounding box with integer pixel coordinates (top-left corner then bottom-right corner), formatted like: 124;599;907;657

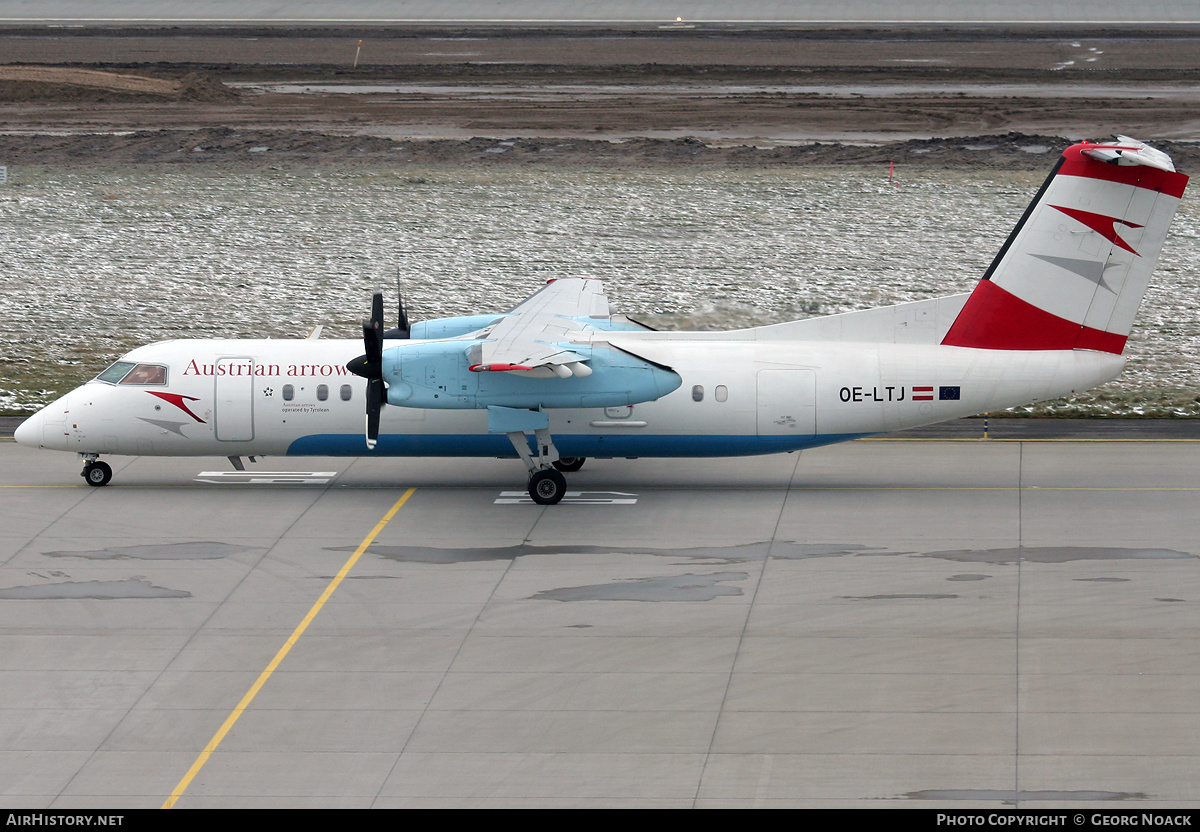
365;376;383;450
349;291;384;378
397;292;410;336
368;291;384;359
382;289;411;339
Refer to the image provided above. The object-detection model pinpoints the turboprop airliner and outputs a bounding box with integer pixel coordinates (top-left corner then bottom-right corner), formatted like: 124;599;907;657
15;137;1189;504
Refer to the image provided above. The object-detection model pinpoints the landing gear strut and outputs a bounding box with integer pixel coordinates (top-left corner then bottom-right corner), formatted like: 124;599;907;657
80;454;112;487
490;407;586;506
504;426;568;505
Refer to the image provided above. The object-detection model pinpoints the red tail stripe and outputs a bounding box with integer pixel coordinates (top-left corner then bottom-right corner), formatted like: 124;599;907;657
941;280;1127;353
1060;144;1188;198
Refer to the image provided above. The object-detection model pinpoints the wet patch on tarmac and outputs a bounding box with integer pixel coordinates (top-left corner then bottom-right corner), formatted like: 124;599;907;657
842;594;959;600
922;546;1194;565
316;574;403;580
337;543;534;564
1155;597;1186;602
357;543;1190;567
532;571;747;602
904;789;1147;803
43;541;261;560
334;541;888;565
947;574;991;581
770;543;892;559
0;579;191;599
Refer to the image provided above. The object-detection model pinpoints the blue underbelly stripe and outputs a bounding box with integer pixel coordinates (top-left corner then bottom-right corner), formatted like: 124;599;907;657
286;432;868;458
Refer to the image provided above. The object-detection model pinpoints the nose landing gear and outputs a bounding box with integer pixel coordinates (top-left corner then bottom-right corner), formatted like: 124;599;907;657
80;455;112;487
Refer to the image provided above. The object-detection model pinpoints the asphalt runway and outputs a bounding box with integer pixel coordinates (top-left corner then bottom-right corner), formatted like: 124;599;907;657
2;431;1199;808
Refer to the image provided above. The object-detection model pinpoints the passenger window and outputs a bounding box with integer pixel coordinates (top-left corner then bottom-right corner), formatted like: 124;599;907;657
282;384;294;401
715;385;728;402
317;384;329;401
692;385;704;402
119;364;167;385
340;384;352;401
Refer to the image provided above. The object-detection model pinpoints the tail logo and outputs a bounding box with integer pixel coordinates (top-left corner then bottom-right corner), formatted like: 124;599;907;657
1051;205;1144;256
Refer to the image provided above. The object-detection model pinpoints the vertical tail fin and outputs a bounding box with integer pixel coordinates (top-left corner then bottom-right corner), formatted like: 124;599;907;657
941;136;1187;353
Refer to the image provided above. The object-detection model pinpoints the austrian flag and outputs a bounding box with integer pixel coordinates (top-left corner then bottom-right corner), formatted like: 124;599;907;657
912;386;961;401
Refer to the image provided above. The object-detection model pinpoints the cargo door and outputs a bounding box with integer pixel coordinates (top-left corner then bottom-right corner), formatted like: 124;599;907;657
756;369;816;436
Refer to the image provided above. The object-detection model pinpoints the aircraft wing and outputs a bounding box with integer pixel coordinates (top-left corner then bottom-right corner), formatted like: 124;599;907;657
470;278;608;376
505;276;610;318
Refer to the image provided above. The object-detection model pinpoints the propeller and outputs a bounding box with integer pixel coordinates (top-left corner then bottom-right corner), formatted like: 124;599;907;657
347;292;387;450
381;271;411;339
382;292;410;339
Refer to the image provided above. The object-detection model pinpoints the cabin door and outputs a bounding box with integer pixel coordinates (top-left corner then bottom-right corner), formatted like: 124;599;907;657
214;357;255;441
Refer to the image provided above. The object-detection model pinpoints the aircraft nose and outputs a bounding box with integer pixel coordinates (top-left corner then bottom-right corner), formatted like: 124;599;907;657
14;411;42;448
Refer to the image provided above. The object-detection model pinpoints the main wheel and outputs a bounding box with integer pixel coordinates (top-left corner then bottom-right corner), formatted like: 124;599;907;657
528;468;567;505
552;457;585;473
82;461;113;487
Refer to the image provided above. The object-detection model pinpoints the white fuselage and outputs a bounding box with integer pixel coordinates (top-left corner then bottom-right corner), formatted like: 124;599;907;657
16;330;1124;461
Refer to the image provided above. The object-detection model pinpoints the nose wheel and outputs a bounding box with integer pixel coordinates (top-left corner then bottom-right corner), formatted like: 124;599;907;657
82;460;112;487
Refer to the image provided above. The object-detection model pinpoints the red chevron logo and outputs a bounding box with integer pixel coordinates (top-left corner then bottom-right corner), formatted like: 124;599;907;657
147;391;206;423
1051;205;1143;255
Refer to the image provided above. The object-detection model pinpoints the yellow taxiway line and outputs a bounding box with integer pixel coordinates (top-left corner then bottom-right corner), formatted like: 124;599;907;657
161;487;417;809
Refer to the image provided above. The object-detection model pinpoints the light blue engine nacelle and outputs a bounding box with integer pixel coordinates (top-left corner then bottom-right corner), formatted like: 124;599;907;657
407;315;503;340
381;340;681;410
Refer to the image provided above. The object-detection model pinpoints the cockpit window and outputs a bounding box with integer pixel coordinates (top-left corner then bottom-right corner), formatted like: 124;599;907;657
120;364;168;385
96;362;135;383
95;362;168;385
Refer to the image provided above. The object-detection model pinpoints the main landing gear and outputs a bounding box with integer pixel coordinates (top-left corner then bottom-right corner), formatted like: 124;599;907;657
501;428;586;506
80;454;112;487
489;407;586;505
